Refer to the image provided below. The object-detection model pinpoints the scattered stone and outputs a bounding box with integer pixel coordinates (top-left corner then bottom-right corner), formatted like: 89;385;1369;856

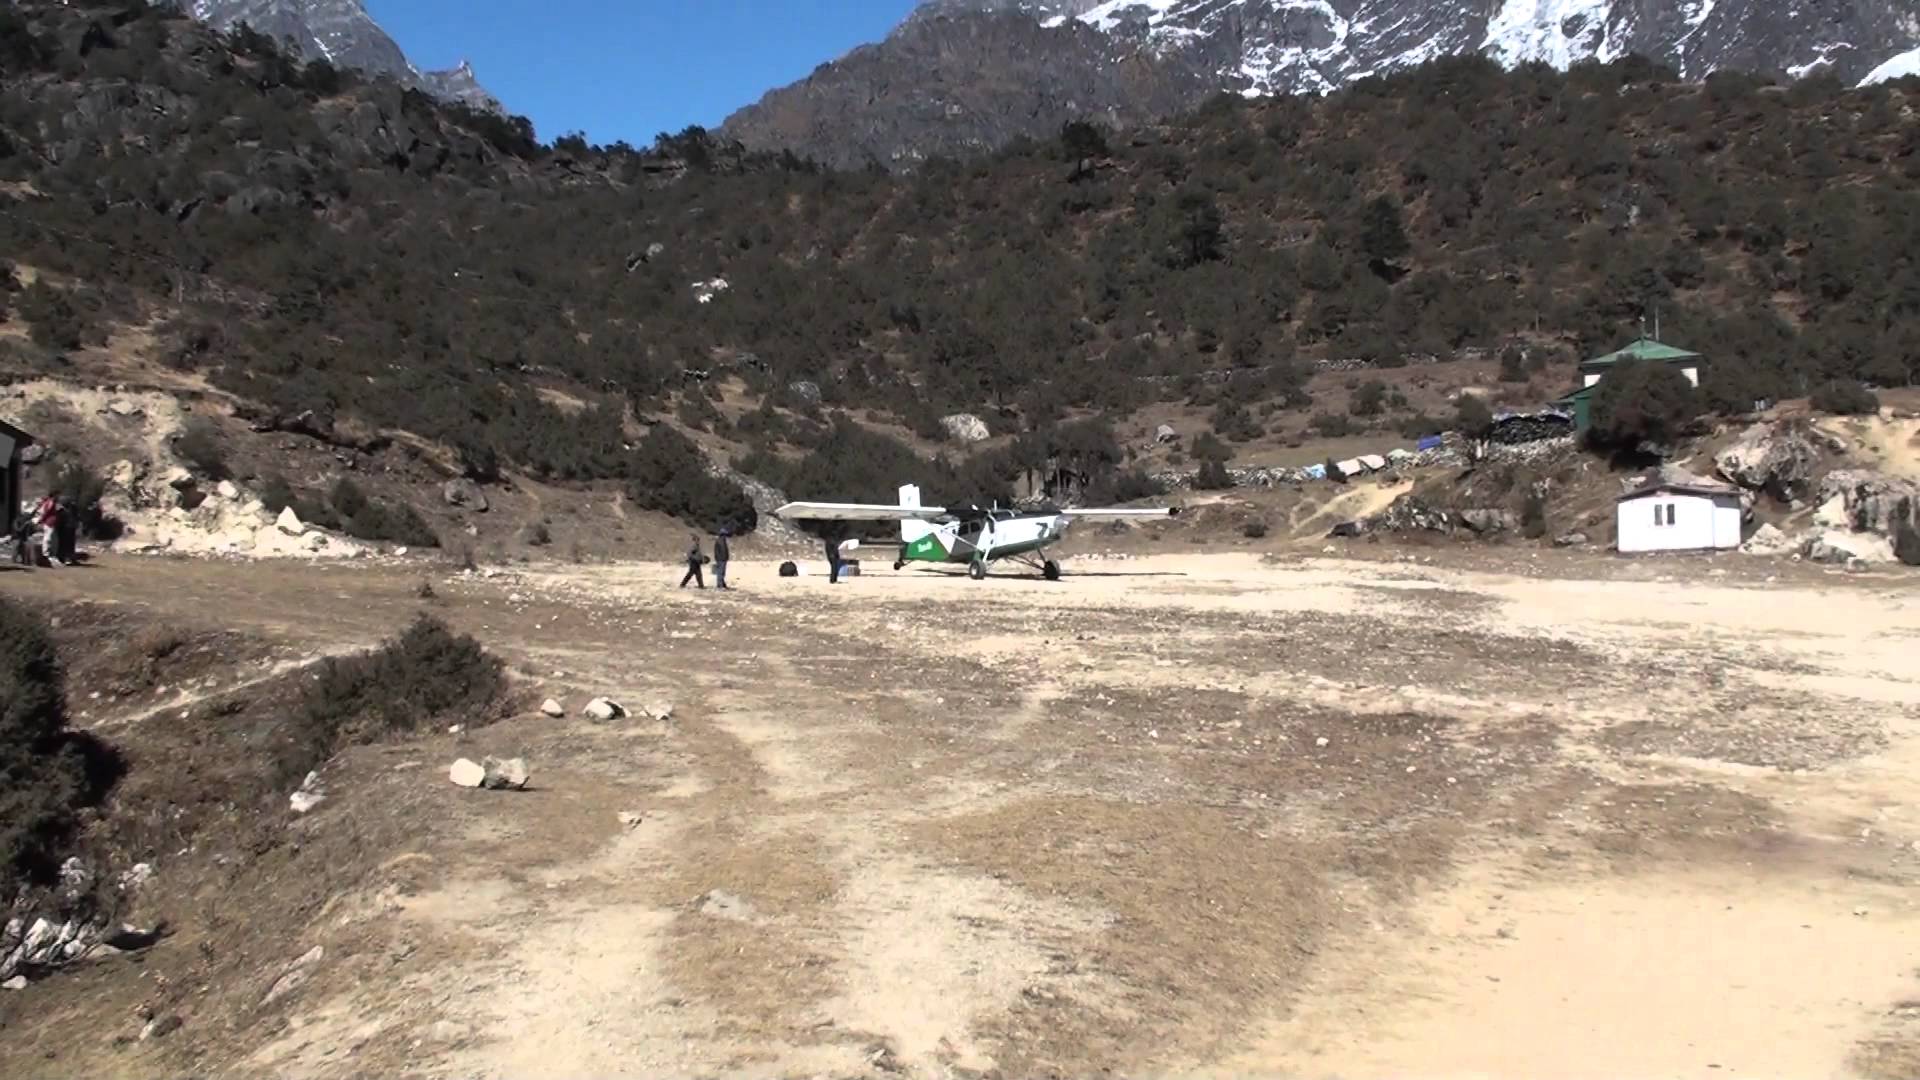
480;757;530;790
1;976;25;991
262;946;323;1006
1552;531;1590;548
697;890;756;922
163;467;196;491
216;480;241;500
107;399;142;418
617;811;643;828
1315;736;1330;748
582;698;627;721
140;1014;183;1041
641;700;674;722
540;698;565;718
118;863;154;892
448;758;486;788
1155;424;1179;444
275;506;305;536
289;771;325;813
787;380;822;405
443;478;489;512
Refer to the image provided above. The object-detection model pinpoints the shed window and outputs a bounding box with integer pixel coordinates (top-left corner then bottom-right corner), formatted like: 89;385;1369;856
1667;504;1677;526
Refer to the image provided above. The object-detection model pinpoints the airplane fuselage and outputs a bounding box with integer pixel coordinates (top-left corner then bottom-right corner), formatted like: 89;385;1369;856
901;511;1071;565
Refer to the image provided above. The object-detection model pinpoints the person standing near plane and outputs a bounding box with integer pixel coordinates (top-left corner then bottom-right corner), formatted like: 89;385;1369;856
712;527;731;590
823;533;843;584
679;532;705;589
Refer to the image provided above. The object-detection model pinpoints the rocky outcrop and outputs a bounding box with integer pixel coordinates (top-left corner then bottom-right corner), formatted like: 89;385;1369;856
1714;421;1830;503
1816;470;1920;537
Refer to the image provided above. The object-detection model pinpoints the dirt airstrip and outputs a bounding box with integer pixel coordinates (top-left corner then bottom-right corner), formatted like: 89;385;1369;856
2;550;1918;1079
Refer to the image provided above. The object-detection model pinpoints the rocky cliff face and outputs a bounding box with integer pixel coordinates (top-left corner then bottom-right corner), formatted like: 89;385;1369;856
187;0;499;111
724;0;1920;165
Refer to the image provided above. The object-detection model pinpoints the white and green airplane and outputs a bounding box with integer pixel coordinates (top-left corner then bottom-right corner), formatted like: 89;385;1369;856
775;485;1179;580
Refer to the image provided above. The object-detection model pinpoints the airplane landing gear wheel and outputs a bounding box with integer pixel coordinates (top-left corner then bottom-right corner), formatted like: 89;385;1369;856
1043;559;1061;581
893;559;905;571
968;560;986;581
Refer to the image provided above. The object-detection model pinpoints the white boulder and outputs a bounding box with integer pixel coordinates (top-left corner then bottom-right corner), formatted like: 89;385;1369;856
276;506;305;536
940;413;991;444
582;698;627;721
1741;523;1796;556
448;759;486;788
540;698;565;718
216;480;241;500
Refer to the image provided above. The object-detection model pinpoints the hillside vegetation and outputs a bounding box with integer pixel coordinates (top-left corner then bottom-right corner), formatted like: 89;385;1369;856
1;2;1918;522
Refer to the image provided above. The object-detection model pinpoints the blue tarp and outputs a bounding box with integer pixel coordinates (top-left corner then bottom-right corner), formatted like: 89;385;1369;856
1302;463;1327;480
1417;435;1443;451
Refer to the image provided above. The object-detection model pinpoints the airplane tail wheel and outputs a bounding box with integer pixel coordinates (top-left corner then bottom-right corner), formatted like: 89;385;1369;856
968;560;986;581
1043;559;1061;581
893;560;905;571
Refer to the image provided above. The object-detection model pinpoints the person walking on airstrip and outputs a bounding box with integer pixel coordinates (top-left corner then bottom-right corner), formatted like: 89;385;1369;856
712;527;731;590
679;532;706;589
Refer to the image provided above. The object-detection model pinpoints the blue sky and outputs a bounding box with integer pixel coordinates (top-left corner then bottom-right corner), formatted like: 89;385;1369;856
366;1;922;146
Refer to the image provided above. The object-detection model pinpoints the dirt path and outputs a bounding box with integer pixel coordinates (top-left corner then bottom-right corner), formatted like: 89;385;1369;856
3;551;1917;1078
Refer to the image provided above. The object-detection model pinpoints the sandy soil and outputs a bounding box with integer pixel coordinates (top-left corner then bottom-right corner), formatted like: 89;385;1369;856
2;549;1918;1079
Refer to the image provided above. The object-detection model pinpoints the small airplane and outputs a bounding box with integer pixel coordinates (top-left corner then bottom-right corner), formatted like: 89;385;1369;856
775;485;1179;580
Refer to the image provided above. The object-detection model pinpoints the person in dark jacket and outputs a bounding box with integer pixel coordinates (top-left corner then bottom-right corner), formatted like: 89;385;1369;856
712;527;731;590
11;506;34;567
679;533;705;589
823;534;844;584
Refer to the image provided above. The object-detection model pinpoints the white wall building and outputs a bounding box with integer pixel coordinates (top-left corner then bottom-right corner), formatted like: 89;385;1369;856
1616;476;1744;554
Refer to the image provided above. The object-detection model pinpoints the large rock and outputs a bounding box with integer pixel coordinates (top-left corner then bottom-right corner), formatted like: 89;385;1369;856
940;413;991;444
1714;421;1823;501
276;506;306;536
481;757;530;790
539;698;565;718
1741;523;1797;556
1155;424;1179;444
448;758;486;788
582;698;627;721
1456;508;1515;534
216;480;241;500
1816;470;1920;536
443;478;489;513
1805;529;1896;565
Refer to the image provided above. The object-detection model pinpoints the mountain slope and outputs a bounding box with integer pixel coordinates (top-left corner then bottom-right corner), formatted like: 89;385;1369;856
187;0;499;110
723;0;1920;166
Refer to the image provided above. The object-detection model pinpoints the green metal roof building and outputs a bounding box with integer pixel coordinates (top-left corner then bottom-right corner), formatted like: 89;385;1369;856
1555;338;1704;431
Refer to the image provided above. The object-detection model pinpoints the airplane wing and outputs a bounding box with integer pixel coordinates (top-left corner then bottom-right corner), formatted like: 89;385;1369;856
1060;507;1181;518
774;501;950;522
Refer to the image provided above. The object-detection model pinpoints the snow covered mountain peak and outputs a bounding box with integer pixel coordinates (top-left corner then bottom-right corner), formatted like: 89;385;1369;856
984;0;1920;96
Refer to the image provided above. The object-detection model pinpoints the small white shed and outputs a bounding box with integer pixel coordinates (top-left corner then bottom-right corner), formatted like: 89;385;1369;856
1616;474;1743;554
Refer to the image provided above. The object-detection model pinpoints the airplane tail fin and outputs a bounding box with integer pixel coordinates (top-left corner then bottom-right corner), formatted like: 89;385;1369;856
899;484;932;543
